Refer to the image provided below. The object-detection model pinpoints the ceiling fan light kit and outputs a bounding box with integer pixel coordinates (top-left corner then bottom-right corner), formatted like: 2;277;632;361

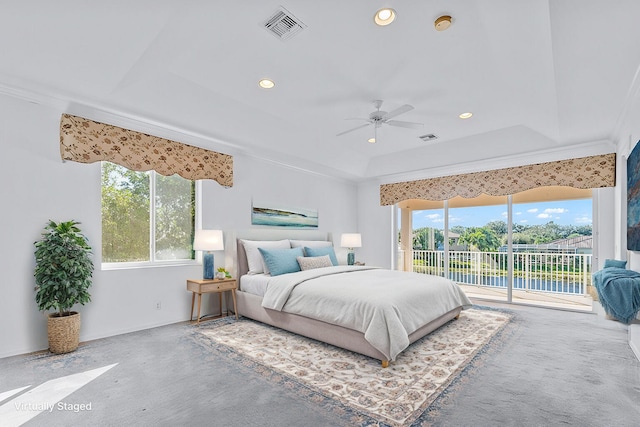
337;100;424;143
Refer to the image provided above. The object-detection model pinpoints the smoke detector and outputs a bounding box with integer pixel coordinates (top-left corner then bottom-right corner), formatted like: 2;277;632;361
434;15;452;31
264;7;307;41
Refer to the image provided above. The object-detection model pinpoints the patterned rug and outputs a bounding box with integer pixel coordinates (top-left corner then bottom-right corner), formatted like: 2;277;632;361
194;307;512;426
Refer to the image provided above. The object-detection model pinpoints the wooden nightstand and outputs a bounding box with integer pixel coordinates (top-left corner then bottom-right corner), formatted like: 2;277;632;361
187;278;238;324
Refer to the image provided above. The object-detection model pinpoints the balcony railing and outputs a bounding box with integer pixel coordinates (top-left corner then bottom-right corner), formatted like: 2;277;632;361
408;250;592;295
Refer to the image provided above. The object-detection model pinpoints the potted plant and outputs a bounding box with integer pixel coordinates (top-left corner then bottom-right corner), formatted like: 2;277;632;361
34;220;94;354
216;267;227;279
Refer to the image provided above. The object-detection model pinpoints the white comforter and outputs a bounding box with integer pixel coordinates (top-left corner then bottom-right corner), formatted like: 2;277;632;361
261;266;472;361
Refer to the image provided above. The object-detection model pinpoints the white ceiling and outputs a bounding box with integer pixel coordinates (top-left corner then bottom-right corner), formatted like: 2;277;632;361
1;0;639;181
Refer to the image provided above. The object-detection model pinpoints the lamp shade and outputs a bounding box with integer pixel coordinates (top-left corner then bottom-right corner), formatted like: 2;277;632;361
340;233;362;248
193;229;224;251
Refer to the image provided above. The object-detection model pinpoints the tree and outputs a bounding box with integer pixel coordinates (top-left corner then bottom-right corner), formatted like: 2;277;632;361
574;225;593;236
155;174;196;260
486;220;508;236
450;225;467;235
459;227;501;252
413;227;444;250
511;233;534;244
101;163;150;262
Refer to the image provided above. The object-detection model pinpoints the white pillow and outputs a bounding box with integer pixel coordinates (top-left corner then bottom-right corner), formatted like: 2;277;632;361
240;239;290;274
290;240;332;256
297;255;333;271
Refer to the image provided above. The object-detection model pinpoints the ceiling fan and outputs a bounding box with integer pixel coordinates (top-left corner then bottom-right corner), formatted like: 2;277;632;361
336;100;423;142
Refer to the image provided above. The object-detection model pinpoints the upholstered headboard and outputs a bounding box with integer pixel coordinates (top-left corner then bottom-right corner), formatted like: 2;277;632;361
228;229;332;278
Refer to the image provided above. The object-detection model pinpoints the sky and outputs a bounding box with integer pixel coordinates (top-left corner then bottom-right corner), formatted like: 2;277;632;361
412;198;592;229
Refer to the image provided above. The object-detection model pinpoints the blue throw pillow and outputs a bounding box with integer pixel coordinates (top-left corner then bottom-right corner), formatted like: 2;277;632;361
258;247;304;276
305;246;338;266
604;259;627;269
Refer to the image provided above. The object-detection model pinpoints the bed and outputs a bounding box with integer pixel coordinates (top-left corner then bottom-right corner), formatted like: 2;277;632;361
228;230;472;367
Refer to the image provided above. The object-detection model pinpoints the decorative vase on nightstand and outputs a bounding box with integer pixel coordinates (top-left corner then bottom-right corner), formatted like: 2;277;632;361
216;271;226;279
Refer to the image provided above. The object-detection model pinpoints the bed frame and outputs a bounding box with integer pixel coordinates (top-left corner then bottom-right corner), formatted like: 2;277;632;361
227;229;461;367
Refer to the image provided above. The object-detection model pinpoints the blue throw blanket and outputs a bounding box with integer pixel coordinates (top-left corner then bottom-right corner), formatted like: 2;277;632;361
592;267;640;324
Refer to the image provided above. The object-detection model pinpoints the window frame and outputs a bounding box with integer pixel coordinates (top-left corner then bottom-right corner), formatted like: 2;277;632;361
101;163;201;270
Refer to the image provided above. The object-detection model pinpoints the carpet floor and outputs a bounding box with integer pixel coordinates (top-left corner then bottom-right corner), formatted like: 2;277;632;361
0;301;639;426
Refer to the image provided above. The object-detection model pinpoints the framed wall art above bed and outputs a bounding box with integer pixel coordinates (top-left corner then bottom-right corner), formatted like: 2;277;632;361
251;200;318;228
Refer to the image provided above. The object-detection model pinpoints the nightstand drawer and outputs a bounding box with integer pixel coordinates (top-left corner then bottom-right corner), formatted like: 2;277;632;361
200;280;236;293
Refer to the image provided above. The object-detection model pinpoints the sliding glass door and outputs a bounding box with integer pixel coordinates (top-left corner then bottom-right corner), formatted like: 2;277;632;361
447;195;509;302
397;187;593;310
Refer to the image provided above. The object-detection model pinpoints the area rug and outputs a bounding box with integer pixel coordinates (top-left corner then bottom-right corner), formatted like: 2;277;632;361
194;307;512;426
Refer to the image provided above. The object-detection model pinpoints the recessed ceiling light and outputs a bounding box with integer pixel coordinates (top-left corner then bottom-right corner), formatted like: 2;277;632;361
258;78;275;89
374;8;396;26
368;138;376;143
459;112;473;119
434;15;452;31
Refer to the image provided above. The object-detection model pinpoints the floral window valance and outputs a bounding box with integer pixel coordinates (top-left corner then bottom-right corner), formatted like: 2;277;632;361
380;153;616;206
59;114;233;187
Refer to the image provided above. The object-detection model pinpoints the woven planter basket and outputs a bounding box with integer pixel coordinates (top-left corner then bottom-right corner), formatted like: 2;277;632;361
47;312;80;354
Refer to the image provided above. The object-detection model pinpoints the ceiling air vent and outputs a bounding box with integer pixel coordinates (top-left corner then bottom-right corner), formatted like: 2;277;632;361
264;7;307;41
418;134;438;142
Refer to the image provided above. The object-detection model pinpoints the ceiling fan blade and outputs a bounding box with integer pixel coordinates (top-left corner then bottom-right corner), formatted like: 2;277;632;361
382;104;414;120
336;123;370;136
386;120;424;129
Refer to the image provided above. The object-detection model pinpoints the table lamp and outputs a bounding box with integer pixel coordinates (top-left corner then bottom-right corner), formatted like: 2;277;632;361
340;233;362;265
193;229;224;280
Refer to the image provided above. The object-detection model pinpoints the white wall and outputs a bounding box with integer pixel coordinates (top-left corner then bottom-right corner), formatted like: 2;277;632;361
0;93;358;358
593;187;617;270
356;180;394;268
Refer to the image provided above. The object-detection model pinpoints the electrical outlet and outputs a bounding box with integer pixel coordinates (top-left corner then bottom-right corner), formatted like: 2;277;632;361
156;301;162;310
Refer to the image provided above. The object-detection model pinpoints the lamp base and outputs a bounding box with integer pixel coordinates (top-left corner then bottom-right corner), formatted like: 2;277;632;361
347;251;355;266
203;252;214;280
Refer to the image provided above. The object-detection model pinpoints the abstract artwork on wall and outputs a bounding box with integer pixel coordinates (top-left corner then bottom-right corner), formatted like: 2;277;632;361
627;141;640;250
251;201;318;228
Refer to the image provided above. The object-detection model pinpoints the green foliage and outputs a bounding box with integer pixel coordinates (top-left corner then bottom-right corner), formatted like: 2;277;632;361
458;227;501;252
154;173;196;260
486;220;508;236
102;163;150;262
101;163;195;263
450;225;467;235
34;220;94;316
511;232;534;244
415;221;592;252
412;227;444;250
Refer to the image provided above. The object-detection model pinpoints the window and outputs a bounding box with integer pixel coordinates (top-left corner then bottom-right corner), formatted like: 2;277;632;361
101;162;196;266
397;187;593;309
